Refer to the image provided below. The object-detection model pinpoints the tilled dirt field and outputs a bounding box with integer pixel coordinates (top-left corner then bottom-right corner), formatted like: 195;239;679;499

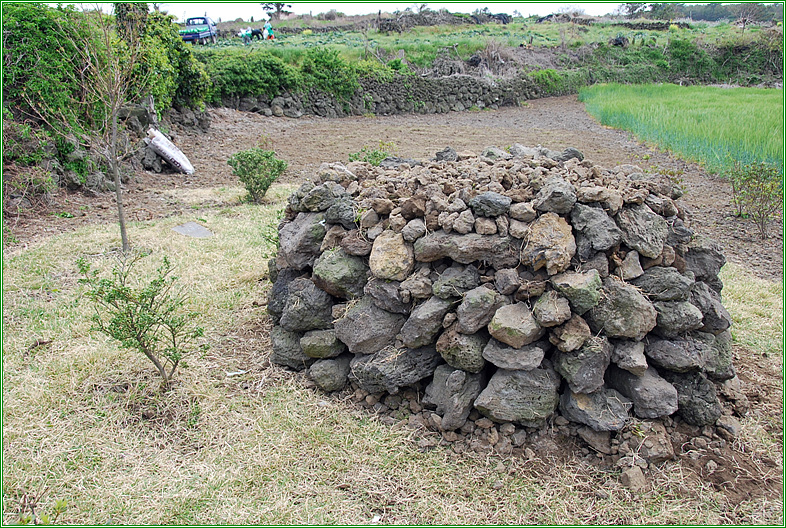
5;95;782;282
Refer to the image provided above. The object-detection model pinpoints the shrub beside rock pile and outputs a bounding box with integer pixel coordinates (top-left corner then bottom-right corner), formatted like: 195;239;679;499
267;144;734;439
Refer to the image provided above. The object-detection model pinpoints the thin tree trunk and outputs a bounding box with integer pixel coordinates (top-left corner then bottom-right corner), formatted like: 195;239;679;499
111;109;130;252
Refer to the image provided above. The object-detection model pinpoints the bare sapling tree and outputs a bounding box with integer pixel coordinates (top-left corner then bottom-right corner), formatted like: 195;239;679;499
18;4;151;253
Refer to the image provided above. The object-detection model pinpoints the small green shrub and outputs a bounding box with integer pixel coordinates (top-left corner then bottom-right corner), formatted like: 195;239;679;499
726;161;783;239
77;252;206;388
227;147;288;203
348;141;396;166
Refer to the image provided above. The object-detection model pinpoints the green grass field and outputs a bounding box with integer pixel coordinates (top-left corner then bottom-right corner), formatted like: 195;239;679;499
578;83;784;174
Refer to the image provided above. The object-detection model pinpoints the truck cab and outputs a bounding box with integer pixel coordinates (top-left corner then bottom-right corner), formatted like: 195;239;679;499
179;17;218;45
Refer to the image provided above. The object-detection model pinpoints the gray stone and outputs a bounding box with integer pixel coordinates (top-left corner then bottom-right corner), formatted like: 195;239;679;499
300;329;346;359
532;291;572;327
424;365;484;430
369;231;415;281
632;266;694;302
435;146;458;162
172;221;213;238
301;182;347;212
667;217;694;246
435;323;488;373
401;218;427;242
488;303;544;349
615;204;668;259
621;466;646;492
570;203;623;253
716;414;742;437
349;346;442;394
271;325;315;371
550;269;602;315
267;268;303;325
697;330;735;381
606;366;678;419
586;278;657;340
533;177;577;214
576;427;613;454
474;217;497;235
520;212;576;276
630;421;675;464
662;371;722;426
277;213;327;270
432;265;481;299
468;191;512;217
481;146;512;161
482;338;549;371
690;281;732;335
509;202;537;222
324;197;358;230
279;278;334;333
364;279;411;314
400;296;455;348
312;249;368;299
414;232;513;266
610;339;648;376
334;297;407;355
494;268;520;295
550;147;584;162
452;209;475;234
645;336;708;373
654;301;704;337
560;388;632;432
456;286;508;334
549;315;591;353
617;250;644;280
400;268;433;300
309;355;352;392
553;336;612;394
474;366;561;426
685;236;726;292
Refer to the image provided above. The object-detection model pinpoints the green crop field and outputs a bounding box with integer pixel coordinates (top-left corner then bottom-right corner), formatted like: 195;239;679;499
578;83;784;174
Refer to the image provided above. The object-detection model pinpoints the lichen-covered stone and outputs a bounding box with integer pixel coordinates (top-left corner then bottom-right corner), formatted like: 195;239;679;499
549;314;591;353
435;323;488;373
300;329;346;359
424;365;485;430
532;290;572;328
414;232;513;265
312;249;369;299
279;278;334;333
553;336;612;394
350;346;442;394
615;204;668;259
550;269;602;316
586;278;657;340
309;355;351;392
277;212;327;270
533;177;577;214
631;266;694;302
653;301;704;337
488;303;544;349
560;388;632;432
271;325;315;371
520;212;576;275
400;296;455;348
369;231;415;281
474;366;561;426
456;286;508;334
432;265;480;299
334;297;406;355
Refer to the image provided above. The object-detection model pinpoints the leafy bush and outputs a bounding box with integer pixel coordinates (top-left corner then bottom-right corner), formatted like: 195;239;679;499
726;161;783;239
301;47;359;101
348;141;396;166
78;253;206;388
197;49;302;103
227;147;288;203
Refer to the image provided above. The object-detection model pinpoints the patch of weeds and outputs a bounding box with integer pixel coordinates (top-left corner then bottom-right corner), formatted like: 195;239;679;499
348;141;396;166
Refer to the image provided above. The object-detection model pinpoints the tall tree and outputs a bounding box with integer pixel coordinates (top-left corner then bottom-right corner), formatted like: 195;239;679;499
261;3;292;20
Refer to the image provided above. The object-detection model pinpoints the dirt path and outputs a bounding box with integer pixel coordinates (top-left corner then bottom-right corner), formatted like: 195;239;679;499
5;95;782;281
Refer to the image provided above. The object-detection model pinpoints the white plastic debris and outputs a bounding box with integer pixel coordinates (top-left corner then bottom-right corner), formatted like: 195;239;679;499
147;128;195;174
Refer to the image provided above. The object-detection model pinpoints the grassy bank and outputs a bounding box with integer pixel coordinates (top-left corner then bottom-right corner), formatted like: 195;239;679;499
579;83;784;173
3;182;782;524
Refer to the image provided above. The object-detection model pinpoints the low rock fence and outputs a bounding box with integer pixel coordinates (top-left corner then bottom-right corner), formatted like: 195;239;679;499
221;72;568;119
266;144;741;458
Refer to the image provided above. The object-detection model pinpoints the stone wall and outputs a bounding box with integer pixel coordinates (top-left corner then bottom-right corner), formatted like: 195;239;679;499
224;72;555;119
267;144;737;447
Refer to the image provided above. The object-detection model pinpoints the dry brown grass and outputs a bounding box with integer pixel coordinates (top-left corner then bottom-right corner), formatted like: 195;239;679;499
3;189;783;524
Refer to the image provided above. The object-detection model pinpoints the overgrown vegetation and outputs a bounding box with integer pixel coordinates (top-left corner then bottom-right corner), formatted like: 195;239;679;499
77;252;206;388
578;83;783;174
227;147;288;202
726;160;784;239
348;141;397;166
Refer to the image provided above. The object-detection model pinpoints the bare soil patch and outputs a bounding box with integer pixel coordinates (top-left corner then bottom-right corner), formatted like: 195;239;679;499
5;95;781;282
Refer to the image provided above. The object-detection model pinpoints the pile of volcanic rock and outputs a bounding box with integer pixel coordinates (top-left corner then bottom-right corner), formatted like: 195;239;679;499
267;144;736;448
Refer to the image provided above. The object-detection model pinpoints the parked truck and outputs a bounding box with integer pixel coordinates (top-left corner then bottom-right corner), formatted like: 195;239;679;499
179;17;218;45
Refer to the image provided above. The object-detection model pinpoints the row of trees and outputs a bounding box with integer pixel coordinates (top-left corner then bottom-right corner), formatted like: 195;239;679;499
618;2;783;22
